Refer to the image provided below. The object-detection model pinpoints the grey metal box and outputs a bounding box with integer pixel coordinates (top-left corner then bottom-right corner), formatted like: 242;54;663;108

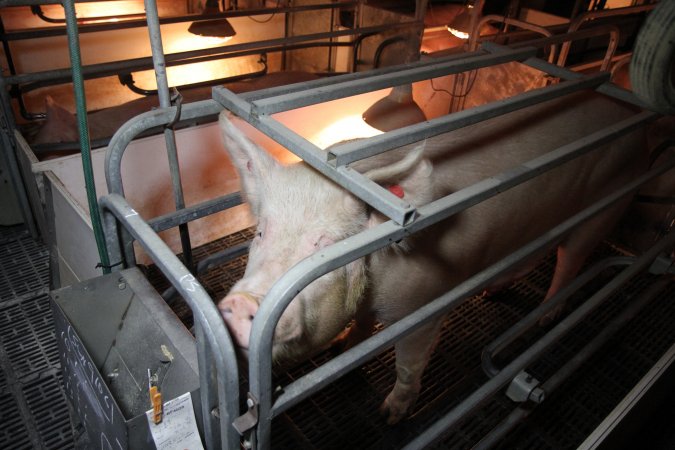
51;267;203;449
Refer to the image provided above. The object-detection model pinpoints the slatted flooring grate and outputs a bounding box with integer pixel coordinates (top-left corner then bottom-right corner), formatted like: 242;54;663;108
2;220;673;449
0;226;74;450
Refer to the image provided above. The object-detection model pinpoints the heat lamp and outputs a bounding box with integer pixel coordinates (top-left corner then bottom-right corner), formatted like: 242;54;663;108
188;0;236;41
362;84;427;132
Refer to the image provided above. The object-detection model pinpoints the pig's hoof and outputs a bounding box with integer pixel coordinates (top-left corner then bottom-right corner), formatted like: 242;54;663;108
378;397;410;425
538;304;563;327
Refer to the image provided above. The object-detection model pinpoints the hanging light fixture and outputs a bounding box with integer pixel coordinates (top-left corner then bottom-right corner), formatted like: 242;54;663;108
362;84;427;132
188;0;236;41
447;4;474;40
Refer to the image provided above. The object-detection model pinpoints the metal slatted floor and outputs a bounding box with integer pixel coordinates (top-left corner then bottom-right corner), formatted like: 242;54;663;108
2;222;674;449
0;226;76;449
149;230;675;450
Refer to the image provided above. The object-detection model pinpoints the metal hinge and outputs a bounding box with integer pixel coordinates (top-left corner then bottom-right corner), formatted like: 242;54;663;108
232;393;259;436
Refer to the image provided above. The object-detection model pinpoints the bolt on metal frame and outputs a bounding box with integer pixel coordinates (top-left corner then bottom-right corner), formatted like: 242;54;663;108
97;3;673;450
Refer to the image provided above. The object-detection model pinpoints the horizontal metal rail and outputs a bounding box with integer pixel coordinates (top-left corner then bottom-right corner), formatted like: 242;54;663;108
481;256;635;378
147;191;243;234
556;3;656;68
473;274;672;450
214;86;418;225
247;47;536;115
5;21;419;89
162;241;251;303
482;41;649;109
239;49;490;102
105;99;221;197
248;120;670;448
326;71;609;167
99;193;240;450
404;216;675;449
0;2;359;40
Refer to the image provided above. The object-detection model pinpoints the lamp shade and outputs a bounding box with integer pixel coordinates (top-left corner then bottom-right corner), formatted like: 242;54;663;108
363;85;427;132
188;0;236;39
188;18;236;38
447;6;473;39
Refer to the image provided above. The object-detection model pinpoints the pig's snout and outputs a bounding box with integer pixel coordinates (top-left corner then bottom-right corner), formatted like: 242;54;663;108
219;292;259;350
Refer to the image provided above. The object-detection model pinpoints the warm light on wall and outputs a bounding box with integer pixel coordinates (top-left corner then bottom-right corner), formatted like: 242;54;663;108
75;1;145;23
311;114;383;149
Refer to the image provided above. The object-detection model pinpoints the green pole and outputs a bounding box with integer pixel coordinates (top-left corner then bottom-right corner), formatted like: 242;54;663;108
62;0;111;274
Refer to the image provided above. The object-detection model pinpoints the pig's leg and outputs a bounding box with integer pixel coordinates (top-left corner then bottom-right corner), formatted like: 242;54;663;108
380;317;444;424
540;198;633;324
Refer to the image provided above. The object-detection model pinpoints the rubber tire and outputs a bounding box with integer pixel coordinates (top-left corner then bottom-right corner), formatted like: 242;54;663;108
629;0;675;115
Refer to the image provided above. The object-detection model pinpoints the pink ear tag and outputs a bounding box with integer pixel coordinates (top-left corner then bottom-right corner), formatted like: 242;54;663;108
387;184;405;198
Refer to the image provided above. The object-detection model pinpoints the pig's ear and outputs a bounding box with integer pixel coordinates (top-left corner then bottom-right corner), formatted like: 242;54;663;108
364;143;434;206
219;110;278;213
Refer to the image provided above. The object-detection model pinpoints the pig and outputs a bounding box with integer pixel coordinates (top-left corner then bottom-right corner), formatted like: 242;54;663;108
217;89;647;424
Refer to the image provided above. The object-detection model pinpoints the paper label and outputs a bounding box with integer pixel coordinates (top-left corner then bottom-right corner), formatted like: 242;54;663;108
146;392;204;450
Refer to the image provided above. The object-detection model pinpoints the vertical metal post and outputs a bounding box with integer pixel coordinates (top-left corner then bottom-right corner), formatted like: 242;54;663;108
195;322;220;449
144;0;195;272
62;0;111;273
0;77;37;236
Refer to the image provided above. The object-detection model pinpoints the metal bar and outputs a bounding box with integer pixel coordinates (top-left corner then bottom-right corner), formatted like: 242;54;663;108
482;41;651;109
403;224;675;450
481;256;635;378
327;72;610;167
249;121;669;447
0;1;357;36
162;241;251;303
577;339;675;450
105;99;221;197
145;0;194;273
473;275;672;450
0;77;38;236
250;114;416;225
249;46;537;115
474;14;556;63
5;20;417;89
557;4;656;68
147;192;244;233
194;321;219;450
98;193;241;450
1;0;101;5
239;49;483;102
211;88;418;225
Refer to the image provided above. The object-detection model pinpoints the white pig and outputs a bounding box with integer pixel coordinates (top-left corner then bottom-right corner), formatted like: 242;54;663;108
217;90;646;424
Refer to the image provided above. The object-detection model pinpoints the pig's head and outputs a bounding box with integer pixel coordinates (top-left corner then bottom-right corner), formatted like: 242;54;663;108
217;111;432;364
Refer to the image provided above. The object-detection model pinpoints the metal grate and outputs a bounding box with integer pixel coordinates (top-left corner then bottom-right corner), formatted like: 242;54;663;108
22;371;74;450
0;390;33;449
153;236;675;450
0;225;75;450
0;227;50;303
0;294;60;380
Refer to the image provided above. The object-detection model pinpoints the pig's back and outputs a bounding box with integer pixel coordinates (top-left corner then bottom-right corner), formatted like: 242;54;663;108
399;91;645;280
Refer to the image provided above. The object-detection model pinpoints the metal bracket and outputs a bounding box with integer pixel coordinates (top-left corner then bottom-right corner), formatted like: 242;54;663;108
506;370;545;403
648;254;675;276
232;393;259;436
